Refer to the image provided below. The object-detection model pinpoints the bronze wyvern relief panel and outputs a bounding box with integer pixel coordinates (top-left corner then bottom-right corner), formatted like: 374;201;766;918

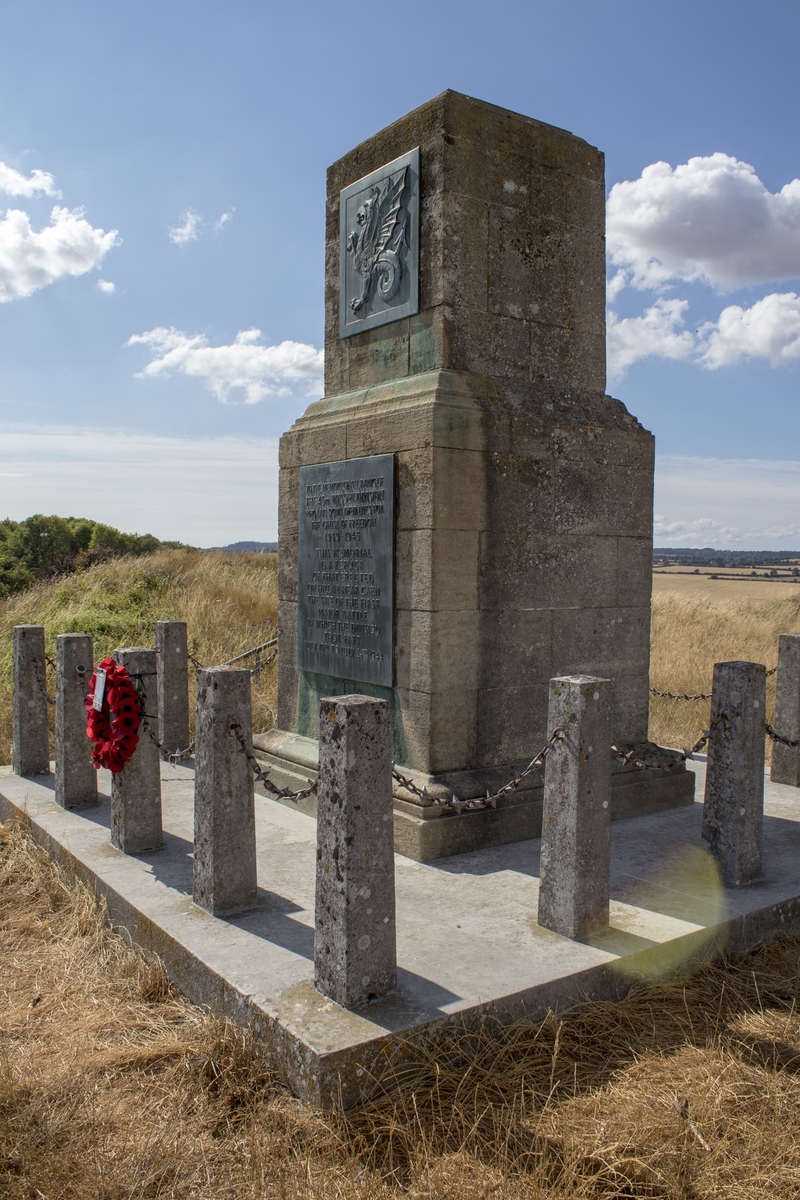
339;148;419;338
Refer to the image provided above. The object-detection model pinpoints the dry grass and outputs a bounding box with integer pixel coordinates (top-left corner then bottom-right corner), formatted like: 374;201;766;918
3;816;800;1198
0;549;278;764
649;585;800;755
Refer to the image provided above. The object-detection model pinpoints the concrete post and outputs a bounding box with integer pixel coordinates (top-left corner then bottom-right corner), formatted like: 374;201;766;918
771;634;800;786
702;660;765;887
55;634;96;809
12;625;50;776
538;675;613;939
193;667;257;917
156;620;190;755
111;647;162;854
314;695;396;1007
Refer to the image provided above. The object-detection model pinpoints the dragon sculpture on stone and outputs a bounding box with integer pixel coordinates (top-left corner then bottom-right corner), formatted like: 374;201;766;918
346;165;408;314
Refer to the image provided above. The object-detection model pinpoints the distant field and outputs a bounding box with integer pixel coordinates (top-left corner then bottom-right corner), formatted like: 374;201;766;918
649;574;800;753
652;571;800;601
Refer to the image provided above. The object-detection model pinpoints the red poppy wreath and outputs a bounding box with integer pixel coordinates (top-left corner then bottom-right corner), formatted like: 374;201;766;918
85;657;142;772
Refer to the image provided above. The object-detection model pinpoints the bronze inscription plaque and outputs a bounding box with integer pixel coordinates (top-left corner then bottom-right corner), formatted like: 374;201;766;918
297;454;394;687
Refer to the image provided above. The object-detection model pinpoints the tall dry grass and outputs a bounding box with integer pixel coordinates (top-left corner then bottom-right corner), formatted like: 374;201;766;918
3;814;800;1199
649;589;800;754
0;549;278;763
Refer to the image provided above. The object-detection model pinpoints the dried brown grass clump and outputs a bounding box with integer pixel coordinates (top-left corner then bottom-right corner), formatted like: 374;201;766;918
4;817;800;1198
649;588;800;755
0;548;278;764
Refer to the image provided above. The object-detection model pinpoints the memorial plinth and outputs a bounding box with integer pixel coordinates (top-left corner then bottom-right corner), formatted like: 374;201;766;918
260;90;693;860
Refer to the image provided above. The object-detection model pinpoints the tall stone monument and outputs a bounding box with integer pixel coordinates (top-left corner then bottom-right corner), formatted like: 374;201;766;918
256;90;693;860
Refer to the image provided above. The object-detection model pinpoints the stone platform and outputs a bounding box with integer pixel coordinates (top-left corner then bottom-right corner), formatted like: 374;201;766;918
2;760;800;1109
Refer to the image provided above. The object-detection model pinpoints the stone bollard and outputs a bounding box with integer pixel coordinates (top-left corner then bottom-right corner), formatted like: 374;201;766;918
110;647;162;853
538;675;613;939
156;620;190;755
12;625;50;776
771;634;800;787
55;634;97;809
702;660;766;886
314;695;396;1007
193;668;257;917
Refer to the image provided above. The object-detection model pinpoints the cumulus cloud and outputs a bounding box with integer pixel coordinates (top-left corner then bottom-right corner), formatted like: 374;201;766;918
0;205;119;303
607;298;696;381
608;153;800;292
0;161;60;198
97;278;116;294
126;327;324;404
699;291;800;368
168;209;202;246
609;290;800;379
215;208;235;230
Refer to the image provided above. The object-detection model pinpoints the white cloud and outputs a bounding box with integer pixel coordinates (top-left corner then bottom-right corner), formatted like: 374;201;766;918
607;154;800;292
215;208;235;230
126;326;324;404
0;205;119;302
699;291;800;368
0;161;60;198
0;426;279;544
97;278;116;294
655;456;800;548
607;298;695;381
168;209;203;245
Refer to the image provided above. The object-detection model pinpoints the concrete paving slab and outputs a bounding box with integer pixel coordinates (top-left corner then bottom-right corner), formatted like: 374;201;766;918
2;760;800;1108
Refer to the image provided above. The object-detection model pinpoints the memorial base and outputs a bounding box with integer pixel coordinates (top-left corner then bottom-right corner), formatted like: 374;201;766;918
253;730;695;862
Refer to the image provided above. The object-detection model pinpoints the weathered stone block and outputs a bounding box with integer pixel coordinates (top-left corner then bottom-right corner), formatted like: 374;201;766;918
772;633;800;786
702;660;765;886
194;668;257;917
55;634;96;809
111;647;162;854
538;675;612;938
156;621;190;755
314;695;396;1007
12;625;50;777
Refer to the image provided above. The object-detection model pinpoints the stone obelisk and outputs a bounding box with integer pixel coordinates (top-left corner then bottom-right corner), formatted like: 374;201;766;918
257;90;693;860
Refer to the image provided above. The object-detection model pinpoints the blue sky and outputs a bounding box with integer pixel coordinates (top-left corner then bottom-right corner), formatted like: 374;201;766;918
0;0;798;547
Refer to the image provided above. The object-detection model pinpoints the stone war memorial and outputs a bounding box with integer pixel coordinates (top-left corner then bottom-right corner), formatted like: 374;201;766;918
256;88;693;859
9;89;800;1110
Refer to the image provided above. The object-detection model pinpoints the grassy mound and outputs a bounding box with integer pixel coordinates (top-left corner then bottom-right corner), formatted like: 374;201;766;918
0;548;278;763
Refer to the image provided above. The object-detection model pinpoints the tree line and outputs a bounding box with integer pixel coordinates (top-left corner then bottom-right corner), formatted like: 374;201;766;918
0;514;182;599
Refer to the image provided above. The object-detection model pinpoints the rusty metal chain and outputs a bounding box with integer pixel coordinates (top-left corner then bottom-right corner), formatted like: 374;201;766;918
650;664;777;702
612;714;727;772
392;728;566;815
649;687;713;701
229;721;318;803
765;723;800;749
187;636;277;677
31;657;55;707
128;673;195;762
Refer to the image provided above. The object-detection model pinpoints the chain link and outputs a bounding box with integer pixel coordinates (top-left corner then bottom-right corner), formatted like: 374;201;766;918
612;714;727;771
650;664;777;702
229;721;318;802
128;673;195;762
765;722;800;749
31;658;55;707
187;636;277;676
392;728;566;815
